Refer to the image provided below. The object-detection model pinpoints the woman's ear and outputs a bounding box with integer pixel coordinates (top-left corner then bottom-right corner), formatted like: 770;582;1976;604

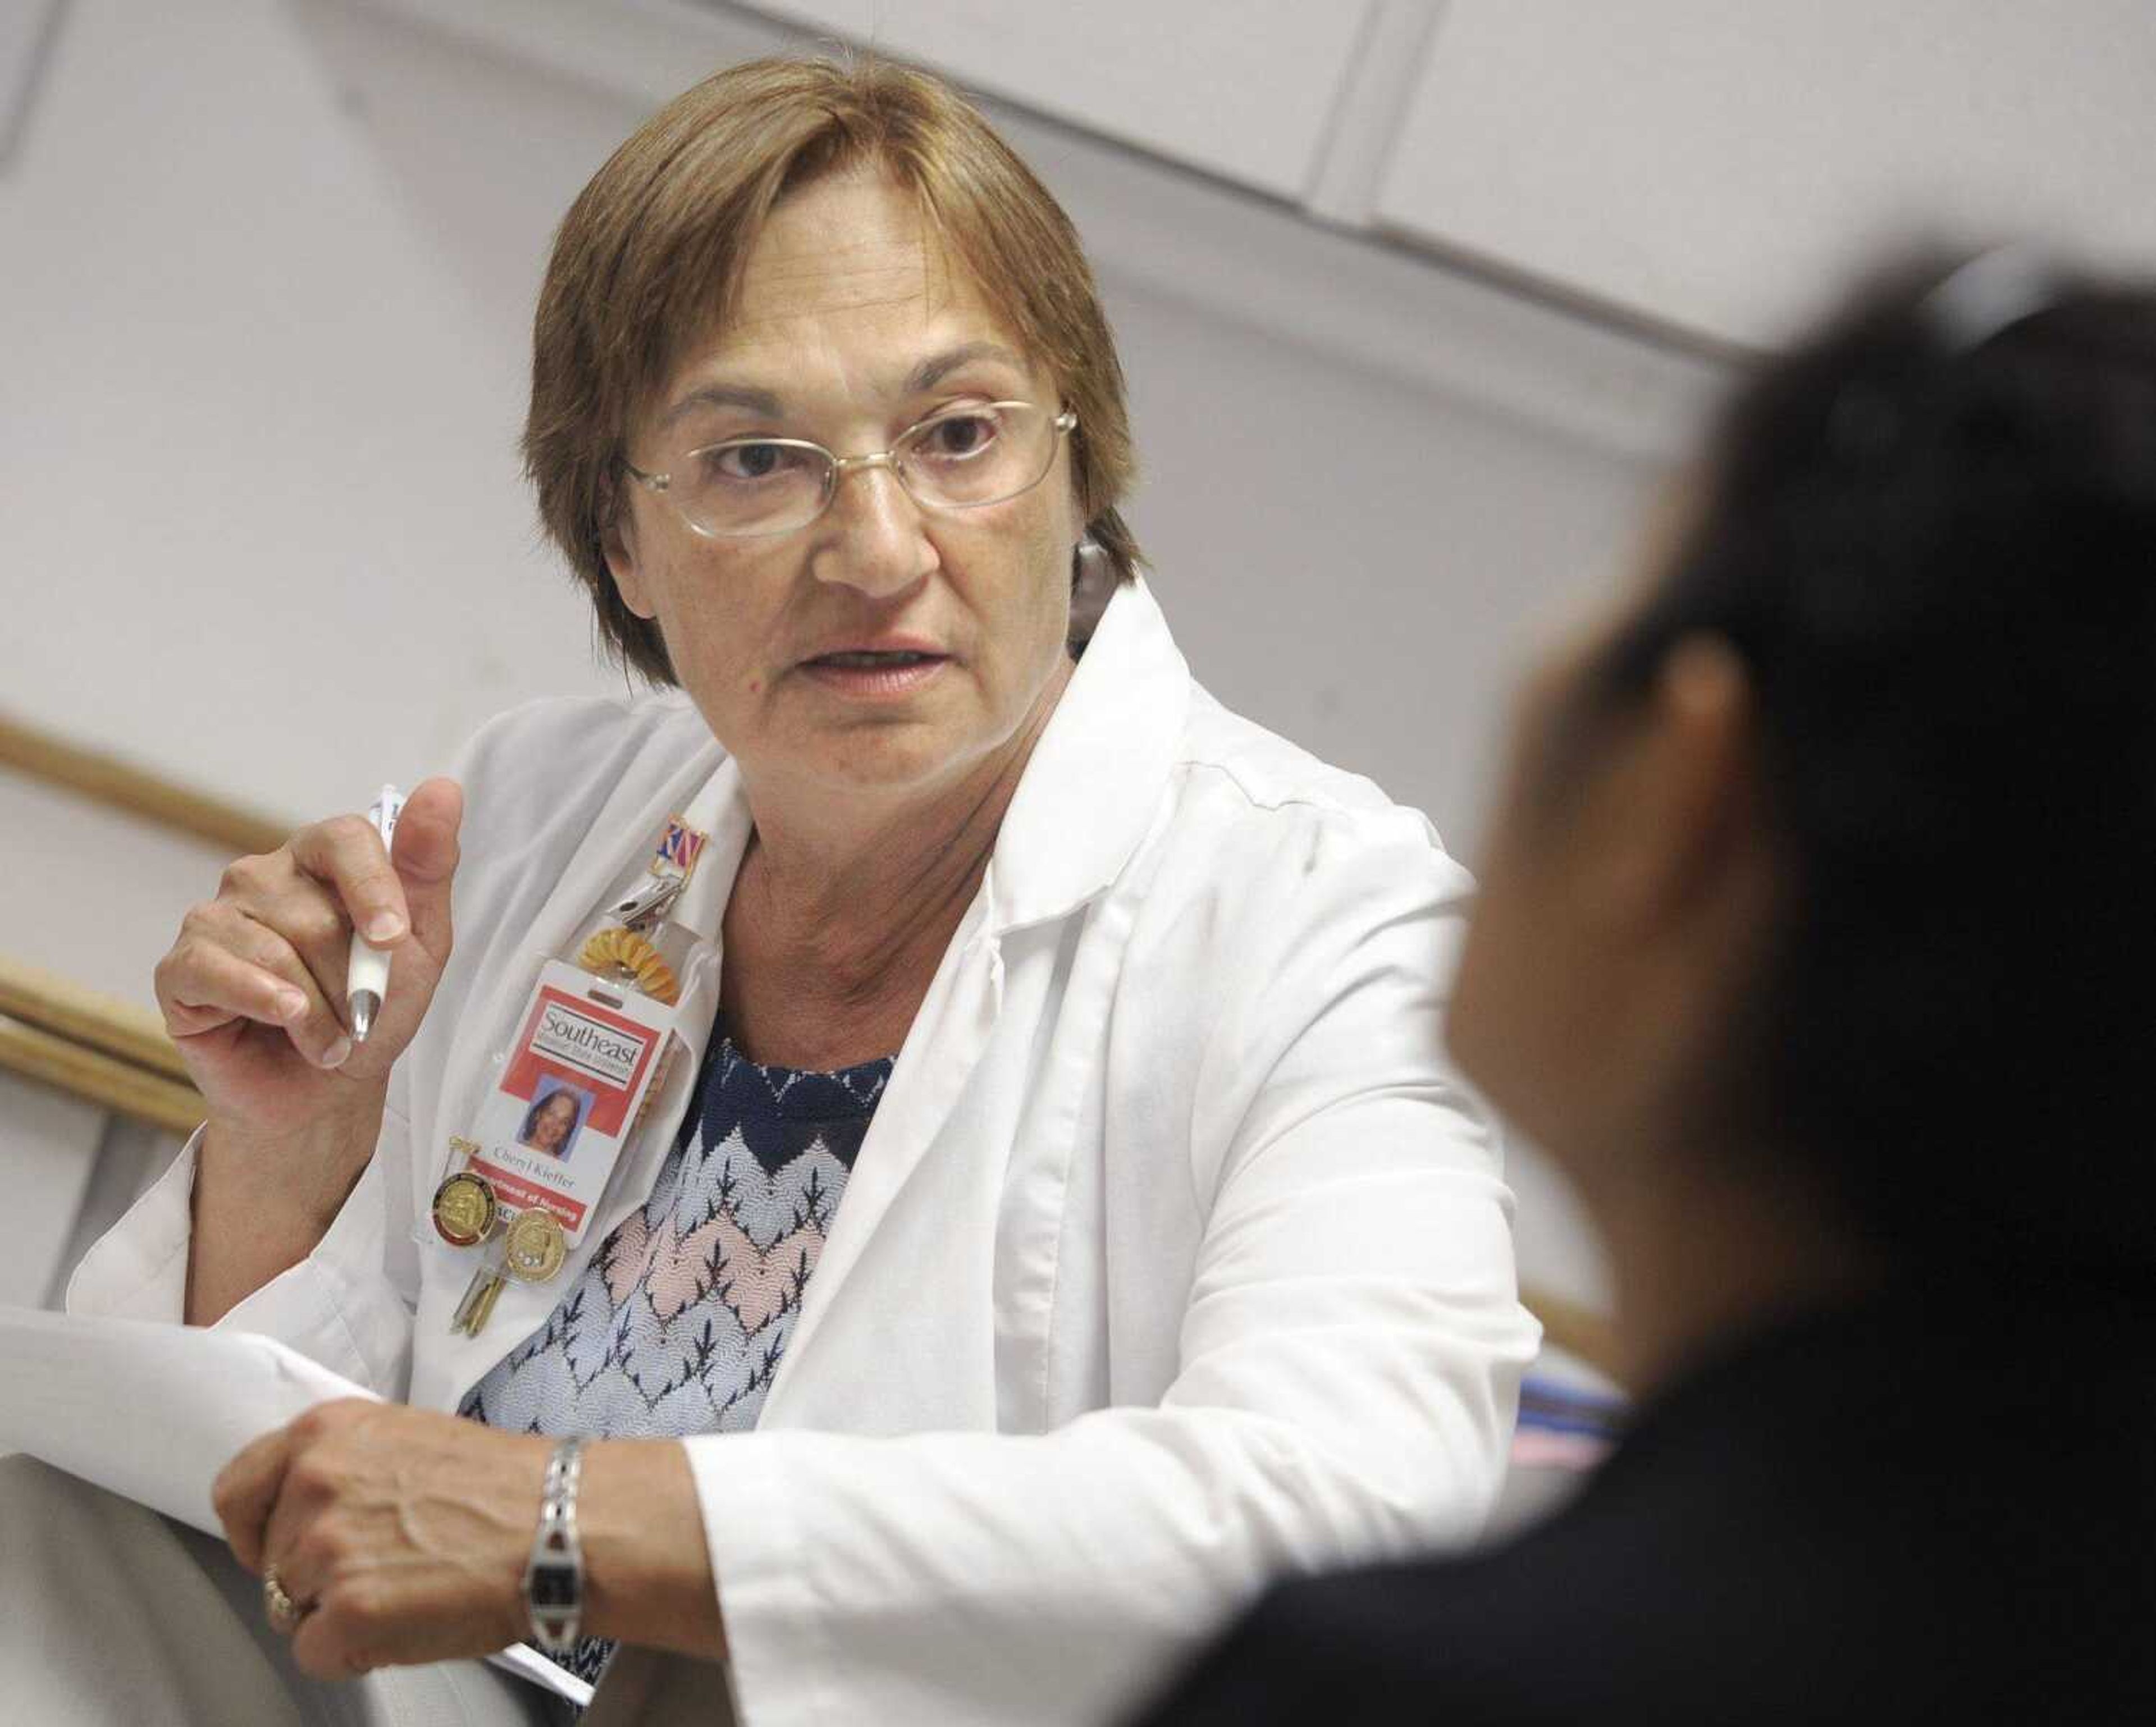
1585;634;1764;939
602;502;657;622
1068;534;1113;651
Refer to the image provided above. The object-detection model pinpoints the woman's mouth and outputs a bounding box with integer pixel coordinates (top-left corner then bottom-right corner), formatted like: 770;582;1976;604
798;648;951;698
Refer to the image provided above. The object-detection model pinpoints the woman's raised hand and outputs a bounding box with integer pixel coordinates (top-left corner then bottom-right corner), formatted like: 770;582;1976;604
155;777;463;1143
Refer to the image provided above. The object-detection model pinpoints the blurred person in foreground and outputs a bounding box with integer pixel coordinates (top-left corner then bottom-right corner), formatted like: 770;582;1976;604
1137;252;2156;1725
0;54;1533;1727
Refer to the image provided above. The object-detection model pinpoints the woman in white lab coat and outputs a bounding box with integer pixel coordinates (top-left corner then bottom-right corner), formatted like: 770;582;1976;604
62;57;1534;1726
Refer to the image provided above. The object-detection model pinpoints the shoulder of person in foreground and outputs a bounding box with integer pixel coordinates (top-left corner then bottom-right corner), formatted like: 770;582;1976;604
1135;1292;2156;1727
1131;1455;1829;1727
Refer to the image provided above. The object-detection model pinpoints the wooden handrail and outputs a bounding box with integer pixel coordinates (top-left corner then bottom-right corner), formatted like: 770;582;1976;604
1522;1287;1621;1383
0;1012;204;1137
0;707;289;857
0;952;204;1136
0;954;190;1079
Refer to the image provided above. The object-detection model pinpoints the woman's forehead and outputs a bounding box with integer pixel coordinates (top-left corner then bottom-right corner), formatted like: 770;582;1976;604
739;171;951;315
727;169;1015;347
646;170;1048;427
659;298;1042;430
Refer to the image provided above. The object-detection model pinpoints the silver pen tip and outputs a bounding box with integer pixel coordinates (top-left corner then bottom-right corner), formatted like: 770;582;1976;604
349;990;380;1044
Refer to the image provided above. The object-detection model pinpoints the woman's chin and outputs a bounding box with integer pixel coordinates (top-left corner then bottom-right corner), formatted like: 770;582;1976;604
743;699;1018;800
782;727;987;802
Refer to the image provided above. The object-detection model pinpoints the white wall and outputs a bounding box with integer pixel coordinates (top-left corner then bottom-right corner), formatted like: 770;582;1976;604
1378;0;2156;349
743;0;1382;200
0;774;234;1008
0;0;635;818
1;0;1706;844
1;0;1745;1315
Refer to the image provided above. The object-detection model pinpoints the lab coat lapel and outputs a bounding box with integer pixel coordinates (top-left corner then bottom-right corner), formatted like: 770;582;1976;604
412;756;751;1412
759;578;1190;1420
757;893;1005;1411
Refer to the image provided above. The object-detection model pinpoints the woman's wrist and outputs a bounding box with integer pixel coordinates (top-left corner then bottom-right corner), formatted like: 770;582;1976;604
574;1439;727;1661
185;1100;384;1325
199;1095;385;1228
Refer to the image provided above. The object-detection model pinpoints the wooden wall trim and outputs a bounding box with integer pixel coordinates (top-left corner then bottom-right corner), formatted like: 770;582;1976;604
0;1012;204;1137
0;954;189;1078
0;953;203;1136
1523;1288;1622;1385
0;708;289;857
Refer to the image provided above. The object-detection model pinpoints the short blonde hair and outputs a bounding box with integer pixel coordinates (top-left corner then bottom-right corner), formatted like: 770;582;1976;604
526;55;1142;684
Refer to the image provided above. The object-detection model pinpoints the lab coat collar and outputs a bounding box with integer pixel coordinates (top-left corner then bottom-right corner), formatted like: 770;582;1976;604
746;577;1188;1404
981;574;1190;935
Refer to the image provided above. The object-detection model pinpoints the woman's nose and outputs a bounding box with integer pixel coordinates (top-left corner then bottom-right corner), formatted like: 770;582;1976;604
812;462;937;598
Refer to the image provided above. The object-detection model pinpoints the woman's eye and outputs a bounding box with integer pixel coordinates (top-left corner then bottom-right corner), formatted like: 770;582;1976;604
704;442;801;482
920;412;1001;461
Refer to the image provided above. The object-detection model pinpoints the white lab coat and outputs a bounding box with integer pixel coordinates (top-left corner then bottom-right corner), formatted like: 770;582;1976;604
70;578;1537;1726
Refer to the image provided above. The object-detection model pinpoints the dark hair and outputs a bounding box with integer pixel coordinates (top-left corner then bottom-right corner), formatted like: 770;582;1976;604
1598;253;2156;1277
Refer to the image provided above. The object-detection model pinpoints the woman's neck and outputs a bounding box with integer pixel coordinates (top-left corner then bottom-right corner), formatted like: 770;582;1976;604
720;661;1071;1067
1588;1144;1883;1399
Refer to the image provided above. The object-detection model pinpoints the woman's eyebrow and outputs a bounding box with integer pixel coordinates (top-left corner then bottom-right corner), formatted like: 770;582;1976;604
660;382;784;428
659;344;1025;430
905;341;1026;394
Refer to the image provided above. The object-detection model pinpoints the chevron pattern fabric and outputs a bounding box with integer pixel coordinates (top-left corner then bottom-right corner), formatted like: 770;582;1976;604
460;1034;892;1689
463;1035;891;1438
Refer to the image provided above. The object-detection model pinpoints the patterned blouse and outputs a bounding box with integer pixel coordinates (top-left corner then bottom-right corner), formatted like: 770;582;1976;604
461;1030;894;1689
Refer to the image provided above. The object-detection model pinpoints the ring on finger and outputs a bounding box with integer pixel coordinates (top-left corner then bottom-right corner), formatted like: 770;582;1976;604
263;1565;315;1634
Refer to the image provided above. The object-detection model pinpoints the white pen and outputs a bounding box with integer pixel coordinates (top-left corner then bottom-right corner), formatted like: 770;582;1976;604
346;784;406;1044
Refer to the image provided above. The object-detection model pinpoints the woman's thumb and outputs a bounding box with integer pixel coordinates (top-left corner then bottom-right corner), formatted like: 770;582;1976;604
391;776;463;953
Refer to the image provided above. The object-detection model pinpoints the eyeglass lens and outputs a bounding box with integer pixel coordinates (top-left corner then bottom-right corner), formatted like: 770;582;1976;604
672;401;1061;537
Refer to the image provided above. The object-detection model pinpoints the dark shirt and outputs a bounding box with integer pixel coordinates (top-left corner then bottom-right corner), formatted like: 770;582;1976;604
1135;1280;2156;1725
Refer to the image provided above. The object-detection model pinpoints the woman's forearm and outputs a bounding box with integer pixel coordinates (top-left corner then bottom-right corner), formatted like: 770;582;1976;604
184;1104;382;1327
580;1440;728;1661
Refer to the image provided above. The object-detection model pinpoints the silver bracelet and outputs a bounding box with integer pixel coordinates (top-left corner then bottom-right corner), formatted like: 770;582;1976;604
523;1437;586;1655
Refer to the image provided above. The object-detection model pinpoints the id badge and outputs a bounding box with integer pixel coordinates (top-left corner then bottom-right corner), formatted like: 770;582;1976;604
460;959;682;1249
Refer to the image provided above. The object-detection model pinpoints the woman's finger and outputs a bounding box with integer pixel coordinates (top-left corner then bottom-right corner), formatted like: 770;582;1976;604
197;851;358;1008
158;904;353;1068
290;1600;387;1683
229;910;358;1068
156;926;310;1041
287;813;411;949
212;1421;296;1575
231;886;360;1029
258;1452;332;1618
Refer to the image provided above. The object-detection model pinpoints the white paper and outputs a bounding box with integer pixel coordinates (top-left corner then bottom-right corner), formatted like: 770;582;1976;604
0;1306;592;1707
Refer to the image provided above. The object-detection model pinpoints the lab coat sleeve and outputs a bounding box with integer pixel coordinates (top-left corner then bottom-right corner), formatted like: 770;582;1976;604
683;807;1540;1727
64;1077;417;1402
